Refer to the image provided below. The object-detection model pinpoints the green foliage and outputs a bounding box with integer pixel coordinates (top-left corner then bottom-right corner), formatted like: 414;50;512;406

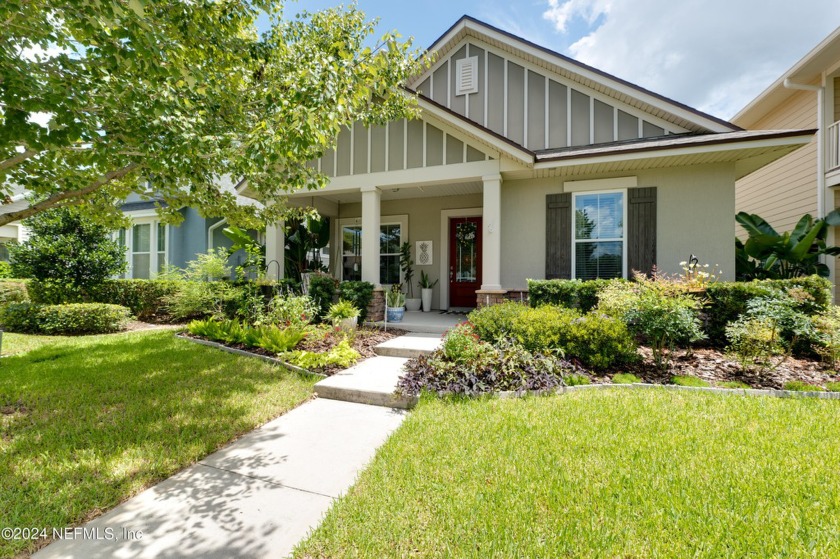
441;323;493;364
326;300;360;322
0;2;424;229
467;302;637;370
783;380;824;392
254;325;308;354
527;279;619;312
400;241;415;298
188;318;307;354
0;261;12;278
308;274;338;319
611;373;641;384
704;276;831;344
0;302;131;335
826;381;840;392
0;281;29;304
598;279;704;368
671;375;711;387
86;279;179;321
811;306;840;367
735;211;840;280
186;248;232;281
565;374;591;386
9;208;125;301
337;281;374;322
418;270;438;290
385;284;405;308
719;380;751;389
262;294;319;327
223;226;265;280
286;339;360;370
165;280;243;321
726;290;820;372
285;218;331;282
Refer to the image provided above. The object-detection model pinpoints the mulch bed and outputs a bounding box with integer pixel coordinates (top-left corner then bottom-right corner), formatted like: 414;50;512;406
592;347;838;390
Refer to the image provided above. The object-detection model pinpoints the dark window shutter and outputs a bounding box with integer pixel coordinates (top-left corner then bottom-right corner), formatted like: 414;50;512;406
546;193;571;279
627;187;657;277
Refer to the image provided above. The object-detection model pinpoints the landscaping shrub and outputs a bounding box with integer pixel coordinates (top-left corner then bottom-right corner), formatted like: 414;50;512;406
0;280;29;304
704;276;831;344
286;339;360;370
441;322;494;364
255;325;308;353
811;306;840;367
308;275;337;319
337;281;374;322
783;380;824;392
671;375;710;387
527;278;619;312
826;381;840;392
565;374;591;386
261;294;319;327
468;302;637;370
0;302;131;334
612;373;641;384
0;261;12;279
87;279;180;320
165;280;243;320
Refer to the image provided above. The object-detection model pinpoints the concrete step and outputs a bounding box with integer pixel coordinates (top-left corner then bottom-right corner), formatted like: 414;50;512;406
374;333;442;358
314;356;417;409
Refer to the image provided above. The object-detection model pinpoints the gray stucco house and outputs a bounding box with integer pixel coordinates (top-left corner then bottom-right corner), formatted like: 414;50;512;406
247;16;813;309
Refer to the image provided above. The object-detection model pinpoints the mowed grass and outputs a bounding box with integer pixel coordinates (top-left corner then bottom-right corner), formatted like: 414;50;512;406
296;390;840;558
0;330;315;558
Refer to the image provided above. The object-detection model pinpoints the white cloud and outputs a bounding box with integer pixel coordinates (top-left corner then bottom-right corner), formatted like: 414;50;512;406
542;0;840;119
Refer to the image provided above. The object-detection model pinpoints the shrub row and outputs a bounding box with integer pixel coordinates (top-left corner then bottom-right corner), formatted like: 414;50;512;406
0;302;132;335
28;279;180;320
0;280;29;304
469;302;637;369
528;279;623;312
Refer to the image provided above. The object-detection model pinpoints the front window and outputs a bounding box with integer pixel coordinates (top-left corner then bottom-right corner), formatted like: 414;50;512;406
573;191;624;280
116;220;168;279
341;218;405;284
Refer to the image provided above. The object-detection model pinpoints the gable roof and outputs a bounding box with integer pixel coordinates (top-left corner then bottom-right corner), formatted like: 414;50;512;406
411;15;741;135
733;25;840;128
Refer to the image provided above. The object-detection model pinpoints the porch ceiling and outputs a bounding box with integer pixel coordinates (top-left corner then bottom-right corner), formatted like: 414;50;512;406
295;181;483;205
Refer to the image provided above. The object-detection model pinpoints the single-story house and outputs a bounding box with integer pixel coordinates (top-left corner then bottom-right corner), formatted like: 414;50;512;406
733;25;840;295
250;15;813;310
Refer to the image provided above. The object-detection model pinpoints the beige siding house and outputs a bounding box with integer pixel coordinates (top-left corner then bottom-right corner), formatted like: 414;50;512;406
256;16;812;312
733;26;840;293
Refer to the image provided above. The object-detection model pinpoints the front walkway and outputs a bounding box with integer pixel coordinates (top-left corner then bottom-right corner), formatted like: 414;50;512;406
34;333;441;559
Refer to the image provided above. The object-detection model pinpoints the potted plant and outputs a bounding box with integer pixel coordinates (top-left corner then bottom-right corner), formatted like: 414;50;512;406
326;299;360;331
400;241;421;312
386;284;406;322
418;270;439;313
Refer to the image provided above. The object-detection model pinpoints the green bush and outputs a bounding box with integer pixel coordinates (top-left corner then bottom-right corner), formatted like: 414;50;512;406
308;275;337;319
527;278;619;312
705;276;831;344
262;294;319;327
612;373;641;384
565;374;591;386
286;339;360;370
441;322;494;364
187;318;308;353
165;280;243;321
671;375;710;387
0;261;12;278
338;281;374;322
0;302;132;334
826;381;840;392
0;280;29;304
783;380;824;392
88;279;179;320
468;302;637;370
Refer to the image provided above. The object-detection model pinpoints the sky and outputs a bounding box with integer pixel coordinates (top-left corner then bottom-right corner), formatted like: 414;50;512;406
264;0;840;120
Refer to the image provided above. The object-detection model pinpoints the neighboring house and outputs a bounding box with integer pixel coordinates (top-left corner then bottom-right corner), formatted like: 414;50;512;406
118;177;262;279
0;194;30;260
250;16;812;310
733;25;840;294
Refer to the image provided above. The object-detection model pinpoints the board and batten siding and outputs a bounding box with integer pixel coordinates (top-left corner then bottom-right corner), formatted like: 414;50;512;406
735;88;818;234
414;40;686;151
309;119;492;178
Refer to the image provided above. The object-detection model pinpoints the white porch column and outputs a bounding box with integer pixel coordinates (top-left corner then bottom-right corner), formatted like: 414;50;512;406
361;185;381;286
481;174;503;291
264;222;285;280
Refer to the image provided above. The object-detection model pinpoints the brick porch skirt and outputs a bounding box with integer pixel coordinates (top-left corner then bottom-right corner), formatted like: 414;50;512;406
475;289;529;308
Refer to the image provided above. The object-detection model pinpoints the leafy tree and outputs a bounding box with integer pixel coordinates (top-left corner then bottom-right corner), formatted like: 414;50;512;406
1;1;423;228
9;207;126;298
736;211;840;280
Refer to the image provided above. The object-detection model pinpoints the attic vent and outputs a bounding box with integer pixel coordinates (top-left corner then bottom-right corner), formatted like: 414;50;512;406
455;56;479;96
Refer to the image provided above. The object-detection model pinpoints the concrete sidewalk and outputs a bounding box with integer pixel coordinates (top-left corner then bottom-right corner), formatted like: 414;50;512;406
34;398;406;559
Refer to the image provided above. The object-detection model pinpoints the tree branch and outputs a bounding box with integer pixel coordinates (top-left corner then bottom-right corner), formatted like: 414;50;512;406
0;148;39;173
0;162;141;226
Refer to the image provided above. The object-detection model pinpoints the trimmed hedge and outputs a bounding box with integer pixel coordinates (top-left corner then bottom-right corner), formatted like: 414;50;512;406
338;281;374;322
528;279;623;312
0;302;132;334
704;276;831;344
0;280;29;304
29;279;179;320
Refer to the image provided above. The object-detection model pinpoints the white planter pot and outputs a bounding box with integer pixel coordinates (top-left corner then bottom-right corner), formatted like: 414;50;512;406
421;288;434;312
405;298;422;312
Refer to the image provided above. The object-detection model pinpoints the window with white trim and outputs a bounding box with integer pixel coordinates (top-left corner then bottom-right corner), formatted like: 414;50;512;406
572;191;625;280
115;219;169;279
339;216;407;285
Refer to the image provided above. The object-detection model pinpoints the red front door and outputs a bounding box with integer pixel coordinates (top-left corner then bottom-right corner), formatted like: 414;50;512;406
449;217;482;308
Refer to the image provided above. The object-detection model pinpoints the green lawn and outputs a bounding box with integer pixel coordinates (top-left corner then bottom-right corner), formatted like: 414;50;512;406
0;330;316;558
296;390;840;558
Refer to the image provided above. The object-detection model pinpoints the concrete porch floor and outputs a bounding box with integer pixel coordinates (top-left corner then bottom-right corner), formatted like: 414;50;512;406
365;310;466;334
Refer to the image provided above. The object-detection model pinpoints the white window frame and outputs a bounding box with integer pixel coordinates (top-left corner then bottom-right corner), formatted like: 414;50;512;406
115;214;170;279
570;189;627;280
337;215;408;285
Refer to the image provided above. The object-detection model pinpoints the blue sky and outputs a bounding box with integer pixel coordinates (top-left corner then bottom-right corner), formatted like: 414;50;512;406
259;1;840;120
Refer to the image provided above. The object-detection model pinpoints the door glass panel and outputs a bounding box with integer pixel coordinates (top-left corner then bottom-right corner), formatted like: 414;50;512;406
342;226;362;281
132;224;150;252
455;221;477;282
